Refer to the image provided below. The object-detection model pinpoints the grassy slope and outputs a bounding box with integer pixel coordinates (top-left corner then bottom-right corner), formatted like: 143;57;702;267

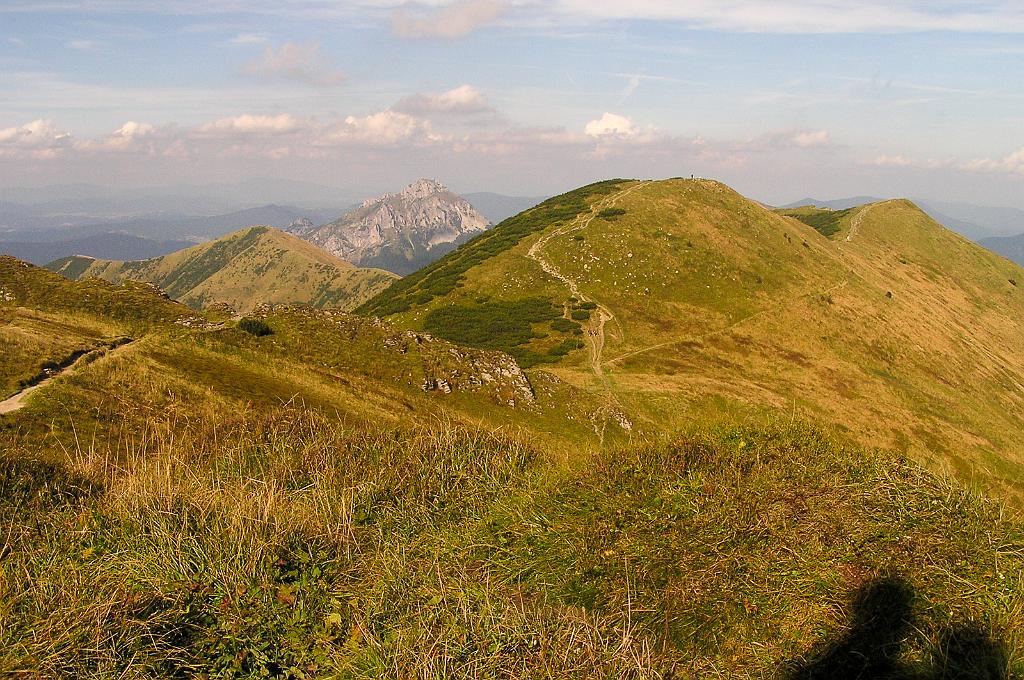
3;257;1024;675
48;226;397;314
363;180;1024;502
3;409;1022;676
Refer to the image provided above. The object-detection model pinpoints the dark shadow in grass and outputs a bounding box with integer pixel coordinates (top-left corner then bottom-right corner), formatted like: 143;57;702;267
783;576;1011;680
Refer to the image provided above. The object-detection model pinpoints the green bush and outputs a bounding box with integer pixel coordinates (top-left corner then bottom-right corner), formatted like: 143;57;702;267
550;318;580;333
570;310;591;321
578;301;598;311
238;318;273;337
423;298;561;356
788;208;855;239
598;208;626;220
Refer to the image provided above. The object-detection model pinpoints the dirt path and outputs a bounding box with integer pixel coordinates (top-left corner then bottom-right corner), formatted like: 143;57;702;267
527;180;649;381
845;201;885;242
0;338;133;415
526;181;649;443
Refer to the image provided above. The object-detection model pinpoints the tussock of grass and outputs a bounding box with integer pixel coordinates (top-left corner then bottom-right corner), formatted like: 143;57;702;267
2;412;1022;677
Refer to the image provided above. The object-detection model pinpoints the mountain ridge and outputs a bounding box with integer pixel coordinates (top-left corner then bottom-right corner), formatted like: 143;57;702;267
46;226;396;314
363;178;1024;499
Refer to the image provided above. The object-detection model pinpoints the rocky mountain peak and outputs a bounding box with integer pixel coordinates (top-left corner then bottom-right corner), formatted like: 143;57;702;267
400;178;448;200
294;179;491;275
287;217;315;234
359;179;448;209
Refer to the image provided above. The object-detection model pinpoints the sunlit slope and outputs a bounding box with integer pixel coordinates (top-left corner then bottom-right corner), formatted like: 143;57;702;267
363;179;1024;499
48;226;397;314
2;257;609;459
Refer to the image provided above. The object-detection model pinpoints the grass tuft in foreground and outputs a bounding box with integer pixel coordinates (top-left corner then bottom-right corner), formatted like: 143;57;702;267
2;411;1022;677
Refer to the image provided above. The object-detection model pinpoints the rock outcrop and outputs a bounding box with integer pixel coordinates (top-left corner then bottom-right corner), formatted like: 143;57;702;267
289;179;490;275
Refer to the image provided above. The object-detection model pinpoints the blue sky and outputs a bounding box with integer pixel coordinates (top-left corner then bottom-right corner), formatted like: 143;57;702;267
1;1;1023;206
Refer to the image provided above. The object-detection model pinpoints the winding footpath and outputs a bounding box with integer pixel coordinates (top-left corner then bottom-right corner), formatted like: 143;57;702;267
526;181;650;441
0;338;133;415
527;181;649;381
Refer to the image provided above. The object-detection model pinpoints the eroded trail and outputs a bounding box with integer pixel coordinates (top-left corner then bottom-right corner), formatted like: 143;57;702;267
526;181;649;441
845;201;885;242
0;338;133;415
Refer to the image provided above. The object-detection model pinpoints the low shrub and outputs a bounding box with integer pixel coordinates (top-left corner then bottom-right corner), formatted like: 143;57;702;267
238;317;273;337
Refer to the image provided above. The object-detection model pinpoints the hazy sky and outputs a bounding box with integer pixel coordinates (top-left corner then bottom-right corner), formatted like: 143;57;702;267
1;1;1023;206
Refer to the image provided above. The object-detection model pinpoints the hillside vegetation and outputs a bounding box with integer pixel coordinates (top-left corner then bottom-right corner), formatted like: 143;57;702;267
363;179;1024;502
47;226;396;314
4;175;1024;676
3;400;1022;676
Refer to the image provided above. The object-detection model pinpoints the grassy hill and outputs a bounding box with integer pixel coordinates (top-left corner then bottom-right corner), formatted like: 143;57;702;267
362;179;1024;502
1;257;1023;675
5;177;1024;676
47;226;397;314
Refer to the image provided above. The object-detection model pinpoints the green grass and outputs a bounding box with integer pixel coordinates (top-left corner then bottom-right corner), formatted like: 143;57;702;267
2;413;1021;677
44;229;395;315
361;178;1024;503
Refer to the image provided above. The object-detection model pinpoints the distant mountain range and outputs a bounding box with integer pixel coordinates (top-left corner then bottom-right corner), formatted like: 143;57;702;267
462;192;545;224
0;232;195;266
0;185;544;268
0;204;344;242
289;179;492;275
978;233;1024;267
0;204;346;265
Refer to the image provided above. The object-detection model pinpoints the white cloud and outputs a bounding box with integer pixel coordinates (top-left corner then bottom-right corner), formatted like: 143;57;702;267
199;114;300;135
962;148;1024;175
584;112;639;139
868;154;950;169
0;119;72;158
550;1;1024;34
74;121;158;153
323;110;444;146
243;41;345;86
392;0;507;39
67;39;99;50
116;121;156;138
393;84;492;115
790;130;830;148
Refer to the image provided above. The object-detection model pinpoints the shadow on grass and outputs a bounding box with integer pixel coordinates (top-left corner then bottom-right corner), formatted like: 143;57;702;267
784;576;1010;680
